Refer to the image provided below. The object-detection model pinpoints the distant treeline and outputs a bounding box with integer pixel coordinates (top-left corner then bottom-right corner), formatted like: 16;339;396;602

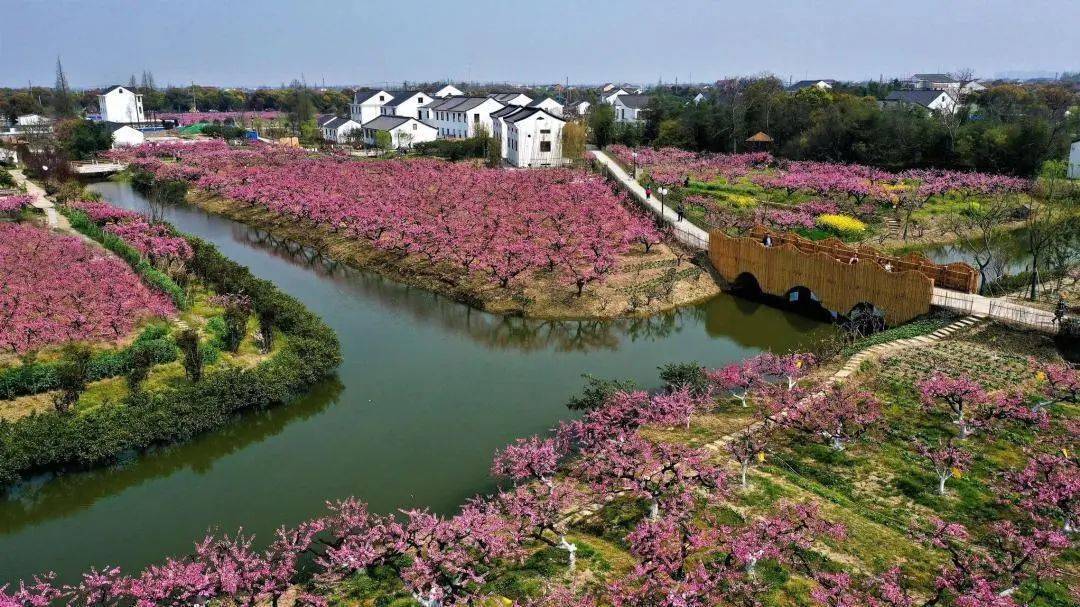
590;76;1080;176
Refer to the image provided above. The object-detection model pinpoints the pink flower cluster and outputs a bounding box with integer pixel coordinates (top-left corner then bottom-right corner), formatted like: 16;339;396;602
110;142;660;294
157;111;282;125
0;223;174;354
609;144;772;184
0;195;32;215
611;146;1031;204
69;200;193;263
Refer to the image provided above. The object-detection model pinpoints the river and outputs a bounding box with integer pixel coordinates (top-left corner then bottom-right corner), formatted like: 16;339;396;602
0;181;832;583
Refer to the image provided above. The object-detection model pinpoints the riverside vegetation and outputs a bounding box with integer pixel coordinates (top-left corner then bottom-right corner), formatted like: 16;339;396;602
0;192;340;487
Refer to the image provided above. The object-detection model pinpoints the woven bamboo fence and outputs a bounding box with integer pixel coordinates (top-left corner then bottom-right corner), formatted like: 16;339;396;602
709;226;957;325
744;226;979;293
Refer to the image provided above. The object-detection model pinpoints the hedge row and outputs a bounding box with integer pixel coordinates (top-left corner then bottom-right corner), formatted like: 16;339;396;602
0;325;177;400
61;207;188;309
0;228;341;487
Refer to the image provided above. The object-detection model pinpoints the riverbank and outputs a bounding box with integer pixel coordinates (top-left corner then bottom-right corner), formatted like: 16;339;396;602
0;190;341;489
184;188;722;319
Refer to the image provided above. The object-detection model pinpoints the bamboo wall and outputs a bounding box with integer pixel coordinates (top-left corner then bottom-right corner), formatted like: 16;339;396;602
709;227;942;325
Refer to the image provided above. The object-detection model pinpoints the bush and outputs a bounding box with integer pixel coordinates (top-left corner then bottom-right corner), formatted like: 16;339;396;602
0;231;341;487
815;214;866;238
0;325;177;399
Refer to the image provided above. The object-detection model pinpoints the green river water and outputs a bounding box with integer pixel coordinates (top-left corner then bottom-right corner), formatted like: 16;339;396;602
0;181;832;583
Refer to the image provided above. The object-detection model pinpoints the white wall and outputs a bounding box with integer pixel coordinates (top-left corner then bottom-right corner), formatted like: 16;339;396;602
506;113;564;168
381;93;432;119
1069;142;1080;179
350;91;391;124
390;121;437;148
111;126;145;147
613;99;643;123
434;85;463;98
98;88;145;123
531;98;564;116
421;99;504;139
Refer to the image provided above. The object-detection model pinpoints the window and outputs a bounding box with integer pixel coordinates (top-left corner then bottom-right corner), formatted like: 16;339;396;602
379;95;385;101
474;113;480;123
540;141;551;152
412;123;417;130
540;129;550;134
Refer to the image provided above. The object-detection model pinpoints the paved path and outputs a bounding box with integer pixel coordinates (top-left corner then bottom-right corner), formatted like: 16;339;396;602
591;150;710;249
8;169;68;230
932;288;1058;332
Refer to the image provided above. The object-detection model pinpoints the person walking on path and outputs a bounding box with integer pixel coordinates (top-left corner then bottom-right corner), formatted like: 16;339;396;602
645;186;652;200
676;203;685;222
1054;296;1068;324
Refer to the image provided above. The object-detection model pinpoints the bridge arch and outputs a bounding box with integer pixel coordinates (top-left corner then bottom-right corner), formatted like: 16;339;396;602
708;228;950;326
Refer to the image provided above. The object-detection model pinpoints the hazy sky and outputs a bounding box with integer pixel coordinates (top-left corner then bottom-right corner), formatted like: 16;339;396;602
2;0;1077;88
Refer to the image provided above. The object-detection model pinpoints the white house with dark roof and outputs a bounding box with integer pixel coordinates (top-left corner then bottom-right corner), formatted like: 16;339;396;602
570;101;590;116
602;88;630;105
419;96;505;138
527;97;563;117
360;115;437;149
433;84;464;98
1068;141;1080;179
491;107;566;168
612;94;651;123
98;85;145;123
786;79;836;92
379;90;434;119
905;74;985;97
320;116;363;143
882;89;958;113
349;90;392;124
487;92;532;107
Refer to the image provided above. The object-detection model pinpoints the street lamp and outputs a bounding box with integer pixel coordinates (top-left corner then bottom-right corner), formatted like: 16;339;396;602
659;186;669;215
631;151;638;179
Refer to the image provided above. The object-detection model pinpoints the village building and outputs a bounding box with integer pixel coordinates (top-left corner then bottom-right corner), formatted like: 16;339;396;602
16;114;51;126
105;122;145;147
612;94;651;123
570;101;590;116
487;92;533;107
318;116;363;143
349;90;393;124
379;90;434;119
905;73;985;96
491;107;565;168
433;84;464;98
98;85;146;123
527;97;564;116
419;96;505;138
360;116;437;149
882;89;958;113
786;79;836;92
1068;141;1080;179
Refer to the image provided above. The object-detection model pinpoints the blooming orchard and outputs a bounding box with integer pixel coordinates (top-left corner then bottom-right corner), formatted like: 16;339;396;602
111;142;660;296
68;199;194;264
0;223;174;354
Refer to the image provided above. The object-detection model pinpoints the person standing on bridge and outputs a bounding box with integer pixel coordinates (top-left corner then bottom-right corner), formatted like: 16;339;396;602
1055;296;1068;324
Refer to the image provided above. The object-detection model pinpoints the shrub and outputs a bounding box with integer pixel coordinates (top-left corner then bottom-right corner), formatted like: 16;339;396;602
815;213;867;238
176;328;203;383
52;343;92;414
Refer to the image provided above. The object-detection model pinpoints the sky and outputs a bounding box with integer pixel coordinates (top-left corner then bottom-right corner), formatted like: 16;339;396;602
1;0;1077;89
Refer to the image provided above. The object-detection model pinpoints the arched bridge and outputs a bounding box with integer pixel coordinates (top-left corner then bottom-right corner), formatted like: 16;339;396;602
708;226;979;325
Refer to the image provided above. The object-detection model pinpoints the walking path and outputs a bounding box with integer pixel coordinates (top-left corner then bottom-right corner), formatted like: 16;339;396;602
9;169;69;230
591;150;710;249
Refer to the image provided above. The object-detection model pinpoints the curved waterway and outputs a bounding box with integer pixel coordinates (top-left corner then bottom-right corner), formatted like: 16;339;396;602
0;181;832;583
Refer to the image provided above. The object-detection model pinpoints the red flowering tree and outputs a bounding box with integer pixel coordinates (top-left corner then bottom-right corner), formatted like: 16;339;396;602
1007;453;1079;533
916;372;988;438
914;438;972;495
783;383;883;450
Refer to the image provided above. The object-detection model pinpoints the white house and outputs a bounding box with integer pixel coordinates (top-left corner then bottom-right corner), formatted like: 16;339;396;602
612;94;651;123
433;84;464;98
488;92;532;107
882;90;958;114
380;90;434;119
419;96;505;139
98;85;145;123
602;88;630;105
1068;141;1080;179
492;107;565;168
692;93;707;104
320;116;363;143
17;114;50;126
360;116;437;149
527;97;563;116
105;122;145;147
570;101;590;116
786;79;836;92
905;74;985;97
349;90;392;125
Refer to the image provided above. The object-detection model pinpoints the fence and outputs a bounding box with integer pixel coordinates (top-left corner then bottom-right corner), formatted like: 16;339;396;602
748;225;979;293
931;289;1060;332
